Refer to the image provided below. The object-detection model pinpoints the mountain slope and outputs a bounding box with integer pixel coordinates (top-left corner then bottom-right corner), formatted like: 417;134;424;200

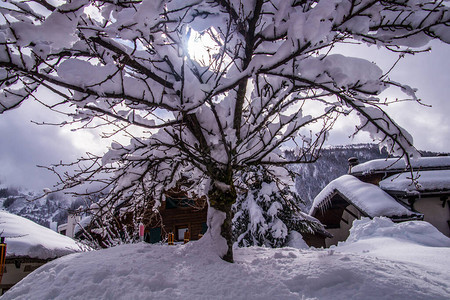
0;187;75;230
289;144;390;210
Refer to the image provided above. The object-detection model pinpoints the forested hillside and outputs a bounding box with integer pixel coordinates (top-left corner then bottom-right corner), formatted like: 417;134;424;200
289;144;390;210
0;187;88;230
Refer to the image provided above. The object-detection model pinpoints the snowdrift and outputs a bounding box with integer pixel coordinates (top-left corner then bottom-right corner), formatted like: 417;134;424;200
2;218;449;300
344;217;450;247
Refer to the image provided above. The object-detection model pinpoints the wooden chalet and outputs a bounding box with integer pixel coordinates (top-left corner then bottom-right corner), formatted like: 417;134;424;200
0;211;82;295
310;156;450;247
142;189;208;244
78;186;331;248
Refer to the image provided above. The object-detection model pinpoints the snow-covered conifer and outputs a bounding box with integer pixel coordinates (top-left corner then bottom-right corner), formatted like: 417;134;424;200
233;166;325;248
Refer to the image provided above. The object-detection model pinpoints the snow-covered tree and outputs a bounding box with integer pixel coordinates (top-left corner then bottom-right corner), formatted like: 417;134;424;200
0;0;448;262
233;166;327;248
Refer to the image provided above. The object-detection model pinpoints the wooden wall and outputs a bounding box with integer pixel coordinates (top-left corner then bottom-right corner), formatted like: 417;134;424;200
159;206;208;241
146;190;208;242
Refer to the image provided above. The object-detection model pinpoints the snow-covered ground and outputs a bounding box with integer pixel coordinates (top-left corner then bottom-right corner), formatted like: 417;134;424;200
2;218;449;300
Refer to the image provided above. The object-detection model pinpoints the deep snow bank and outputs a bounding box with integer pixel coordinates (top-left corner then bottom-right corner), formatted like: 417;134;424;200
336;217;450;274
2;218;449;300
344;217;450;247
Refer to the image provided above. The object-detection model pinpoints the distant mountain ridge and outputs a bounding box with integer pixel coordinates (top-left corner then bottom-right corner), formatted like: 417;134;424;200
0;187;84;231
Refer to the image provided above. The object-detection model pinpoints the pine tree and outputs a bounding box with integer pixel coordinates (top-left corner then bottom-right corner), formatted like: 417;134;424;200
233;166;325;248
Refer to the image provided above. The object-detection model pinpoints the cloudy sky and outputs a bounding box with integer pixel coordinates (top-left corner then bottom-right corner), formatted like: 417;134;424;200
0;40;448;191
327;40;450;150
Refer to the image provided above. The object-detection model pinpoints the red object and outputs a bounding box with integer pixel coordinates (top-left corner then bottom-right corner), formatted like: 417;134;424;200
139;224;145;237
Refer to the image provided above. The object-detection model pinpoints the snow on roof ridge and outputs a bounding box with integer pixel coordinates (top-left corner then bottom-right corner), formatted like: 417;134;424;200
310;175;417;218
351;156;450;174
380;169;450;193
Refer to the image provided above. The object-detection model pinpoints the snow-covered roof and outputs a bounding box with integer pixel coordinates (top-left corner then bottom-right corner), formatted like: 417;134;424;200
310;175;417;218
0;210;84;260
380;170;450;194
351;156;450;174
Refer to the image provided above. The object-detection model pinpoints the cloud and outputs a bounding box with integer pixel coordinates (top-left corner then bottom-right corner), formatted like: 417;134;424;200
326;40;450;153
377;42;450;152
0;99;105;190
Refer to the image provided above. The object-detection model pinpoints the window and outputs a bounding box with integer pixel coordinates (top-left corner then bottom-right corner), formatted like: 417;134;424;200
145;227;162;244
165;197;178;209
201;222;208;235
179;197;194;207
177;227;189;241
24;265;40;272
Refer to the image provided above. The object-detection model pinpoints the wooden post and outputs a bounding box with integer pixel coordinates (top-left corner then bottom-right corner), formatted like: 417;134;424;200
0;237;7;284
168;233;174;245
184;230;190;244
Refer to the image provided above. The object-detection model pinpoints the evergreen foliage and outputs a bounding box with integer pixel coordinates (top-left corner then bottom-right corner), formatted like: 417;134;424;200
233;166;324;248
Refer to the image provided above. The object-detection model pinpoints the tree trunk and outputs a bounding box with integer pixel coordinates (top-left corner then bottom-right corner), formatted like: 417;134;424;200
207;182;236;263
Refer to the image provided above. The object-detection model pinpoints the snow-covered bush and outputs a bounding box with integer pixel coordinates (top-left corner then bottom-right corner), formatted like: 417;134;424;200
233;166;325;248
